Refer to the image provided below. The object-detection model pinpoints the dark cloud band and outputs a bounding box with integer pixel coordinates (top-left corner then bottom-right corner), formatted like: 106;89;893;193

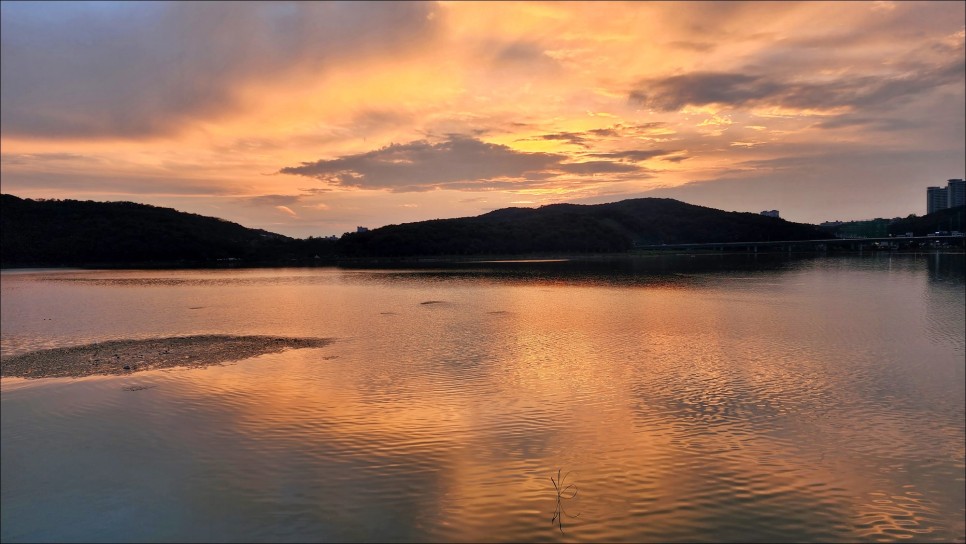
280;136;652;192
0;2;440;138
629;57;964;113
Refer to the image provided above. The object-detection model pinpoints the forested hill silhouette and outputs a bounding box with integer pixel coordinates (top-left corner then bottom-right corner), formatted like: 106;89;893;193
338;198;830;257
2;194;831;266
887;205;965;236
0;194;335;267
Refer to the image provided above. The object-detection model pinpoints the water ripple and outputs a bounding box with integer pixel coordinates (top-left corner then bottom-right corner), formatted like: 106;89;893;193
2;254;964;542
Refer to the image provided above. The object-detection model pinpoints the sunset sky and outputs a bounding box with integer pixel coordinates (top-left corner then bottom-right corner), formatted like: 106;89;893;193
1;1;964;238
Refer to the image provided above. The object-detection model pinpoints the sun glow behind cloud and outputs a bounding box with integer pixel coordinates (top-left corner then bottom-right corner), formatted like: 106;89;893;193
1;1;963;236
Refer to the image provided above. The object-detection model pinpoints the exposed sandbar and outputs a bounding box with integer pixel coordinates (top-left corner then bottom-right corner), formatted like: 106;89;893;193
1;335;333;379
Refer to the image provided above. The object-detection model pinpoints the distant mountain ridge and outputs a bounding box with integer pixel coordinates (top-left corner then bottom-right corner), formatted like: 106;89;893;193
0;194;304;267
2;194;839;266
337;198;831;257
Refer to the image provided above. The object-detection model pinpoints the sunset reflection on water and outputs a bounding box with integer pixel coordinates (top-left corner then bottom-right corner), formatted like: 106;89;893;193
2;254;964;542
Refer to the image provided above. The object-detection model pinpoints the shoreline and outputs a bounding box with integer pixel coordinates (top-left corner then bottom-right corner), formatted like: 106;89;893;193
0;335;334;379
2;248;964;271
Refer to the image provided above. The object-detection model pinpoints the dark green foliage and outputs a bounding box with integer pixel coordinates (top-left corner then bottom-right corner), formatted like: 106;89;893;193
0;194;337;267
887;206;965;236
823;219;890;238
337;198;830;257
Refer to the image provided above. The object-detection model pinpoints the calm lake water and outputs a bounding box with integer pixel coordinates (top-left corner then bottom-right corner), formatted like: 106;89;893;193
2;254;964;543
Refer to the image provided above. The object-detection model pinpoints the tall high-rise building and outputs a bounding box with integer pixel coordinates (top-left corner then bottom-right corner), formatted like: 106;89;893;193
948;179;965;209
928;186;949;214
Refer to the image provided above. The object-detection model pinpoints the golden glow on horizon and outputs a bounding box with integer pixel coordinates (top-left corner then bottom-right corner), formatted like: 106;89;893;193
1;1;963;235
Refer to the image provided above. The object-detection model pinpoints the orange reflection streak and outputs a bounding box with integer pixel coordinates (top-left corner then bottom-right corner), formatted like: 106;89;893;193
5;261;962;540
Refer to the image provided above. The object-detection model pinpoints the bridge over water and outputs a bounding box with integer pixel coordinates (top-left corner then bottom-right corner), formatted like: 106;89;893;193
634;235;966;252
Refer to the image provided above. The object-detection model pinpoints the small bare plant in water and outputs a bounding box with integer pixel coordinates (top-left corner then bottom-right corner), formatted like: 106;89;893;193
550;469;579;534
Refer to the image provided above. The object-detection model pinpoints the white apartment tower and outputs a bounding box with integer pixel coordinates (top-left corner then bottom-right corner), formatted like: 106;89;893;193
927;179;965;214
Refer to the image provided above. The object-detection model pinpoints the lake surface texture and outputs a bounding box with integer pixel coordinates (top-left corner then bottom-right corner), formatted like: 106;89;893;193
2;254;964;543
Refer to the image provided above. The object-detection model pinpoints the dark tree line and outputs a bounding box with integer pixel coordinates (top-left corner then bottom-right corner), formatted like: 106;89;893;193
887;206;965;236
0;195;337;267
337;199;831;257
2;194;832;267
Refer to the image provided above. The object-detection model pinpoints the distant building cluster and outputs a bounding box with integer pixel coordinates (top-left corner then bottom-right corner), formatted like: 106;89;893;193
356;226;369;233
760;210;780;218
927;179;965;214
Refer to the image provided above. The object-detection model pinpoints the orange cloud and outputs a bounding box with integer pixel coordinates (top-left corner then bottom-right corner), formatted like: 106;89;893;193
0;1;962;235
275;205;298;217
